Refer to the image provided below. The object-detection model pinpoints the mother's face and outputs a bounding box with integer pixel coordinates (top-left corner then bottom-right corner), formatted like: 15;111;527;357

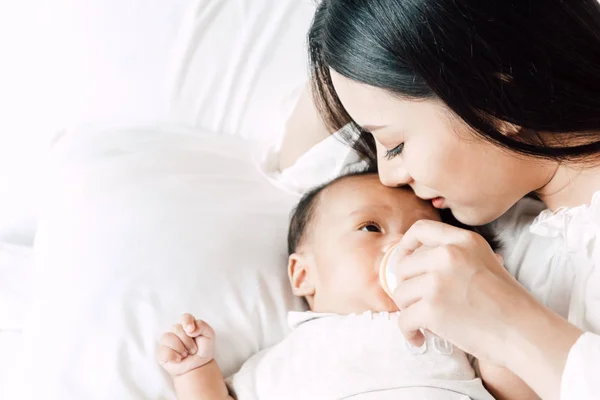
331;70;554;226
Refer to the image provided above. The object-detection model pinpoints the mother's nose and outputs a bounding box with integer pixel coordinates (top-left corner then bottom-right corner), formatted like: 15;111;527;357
378;156;412;188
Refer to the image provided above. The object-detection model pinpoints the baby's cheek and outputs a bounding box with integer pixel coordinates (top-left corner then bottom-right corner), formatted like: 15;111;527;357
357;268;383;294
320;250;375;286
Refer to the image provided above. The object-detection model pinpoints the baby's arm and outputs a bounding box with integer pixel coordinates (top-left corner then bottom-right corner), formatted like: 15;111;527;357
173;361;233;400
478;360;539;400
157;314;233;400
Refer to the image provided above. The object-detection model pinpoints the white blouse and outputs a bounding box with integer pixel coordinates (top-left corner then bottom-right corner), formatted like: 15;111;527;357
259;134;600;399
496;193;600;399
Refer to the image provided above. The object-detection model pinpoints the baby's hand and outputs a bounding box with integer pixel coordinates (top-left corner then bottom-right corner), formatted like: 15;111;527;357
157;313;216;377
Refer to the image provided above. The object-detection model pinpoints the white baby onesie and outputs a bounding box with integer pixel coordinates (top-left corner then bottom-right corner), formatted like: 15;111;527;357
227;312;494;400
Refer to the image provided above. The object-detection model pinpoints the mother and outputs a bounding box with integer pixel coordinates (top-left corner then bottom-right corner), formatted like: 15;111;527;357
284;0;600;399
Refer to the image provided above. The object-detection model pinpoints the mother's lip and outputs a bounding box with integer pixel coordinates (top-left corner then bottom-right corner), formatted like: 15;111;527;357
431;197;446;209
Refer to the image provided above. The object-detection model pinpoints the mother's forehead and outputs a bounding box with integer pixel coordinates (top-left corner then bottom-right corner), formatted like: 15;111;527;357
329;69;400;126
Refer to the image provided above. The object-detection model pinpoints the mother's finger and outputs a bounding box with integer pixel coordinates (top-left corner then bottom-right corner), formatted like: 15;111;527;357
396;220;474;257
391;273;433;310
392;245;450;281
397;301;429;347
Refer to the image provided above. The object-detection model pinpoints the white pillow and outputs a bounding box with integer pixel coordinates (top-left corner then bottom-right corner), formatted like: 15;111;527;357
22;124;305;399
168;0;317;144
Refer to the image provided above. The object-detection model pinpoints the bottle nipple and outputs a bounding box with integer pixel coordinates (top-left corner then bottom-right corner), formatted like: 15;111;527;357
379;244;400;298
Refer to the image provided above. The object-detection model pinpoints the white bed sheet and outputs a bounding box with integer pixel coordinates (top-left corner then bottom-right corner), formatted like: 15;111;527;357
0;331;25;400
168;0;315;144
0;243;33;400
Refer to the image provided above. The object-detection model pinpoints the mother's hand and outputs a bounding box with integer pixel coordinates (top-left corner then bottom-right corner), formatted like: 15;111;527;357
391;220;562;366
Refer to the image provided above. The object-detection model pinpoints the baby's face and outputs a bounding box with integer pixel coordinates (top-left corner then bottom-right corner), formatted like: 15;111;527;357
291;174;440;314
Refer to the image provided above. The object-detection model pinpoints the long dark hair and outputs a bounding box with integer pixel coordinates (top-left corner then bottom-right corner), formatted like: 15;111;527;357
308;0;600;164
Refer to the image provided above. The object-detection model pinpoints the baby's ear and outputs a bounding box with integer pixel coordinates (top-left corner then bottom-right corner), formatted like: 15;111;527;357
288;253;315;297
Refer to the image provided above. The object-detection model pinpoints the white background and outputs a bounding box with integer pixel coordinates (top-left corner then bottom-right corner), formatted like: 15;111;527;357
0;0;193;244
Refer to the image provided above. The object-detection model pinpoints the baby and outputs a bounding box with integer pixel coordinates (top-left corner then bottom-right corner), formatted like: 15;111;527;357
157;172;536;399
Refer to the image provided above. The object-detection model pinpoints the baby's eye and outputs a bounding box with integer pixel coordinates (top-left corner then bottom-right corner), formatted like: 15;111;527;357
360;223;381;233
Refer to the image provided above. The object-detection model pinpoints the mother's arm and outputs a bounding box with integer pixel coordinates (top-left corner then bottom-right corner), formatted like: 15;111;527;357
493;203;600;400
505;313;591;400
389;220;587;400
478;361;538;400
506;253;600;400
279;85;332;170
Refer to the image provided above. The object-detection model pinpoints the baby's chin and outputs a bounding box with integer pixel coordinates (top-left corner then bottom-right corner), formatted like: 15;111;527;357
356;280;401;312
338;291;400;314
371;291;400;313
343;296;399;314
360;283;400;312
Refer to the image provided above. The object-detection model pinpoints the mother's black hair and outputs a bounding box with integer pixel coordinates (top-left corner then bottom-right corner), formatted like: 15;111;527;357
309;0;600;164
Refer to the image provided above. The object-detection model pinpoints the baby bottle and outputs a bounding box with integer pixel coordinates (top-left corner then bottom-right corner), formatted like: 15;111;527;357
378;244;401;298
379;242;454;356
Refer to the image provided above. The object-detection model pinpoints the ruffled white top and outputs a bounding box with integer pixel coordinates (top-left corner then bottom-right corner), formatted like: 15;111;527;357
529;193;600;399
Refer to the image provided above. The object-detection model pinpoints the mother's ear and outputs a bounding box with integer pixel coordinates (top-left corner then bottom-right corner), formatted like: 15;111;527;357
288;253;316;297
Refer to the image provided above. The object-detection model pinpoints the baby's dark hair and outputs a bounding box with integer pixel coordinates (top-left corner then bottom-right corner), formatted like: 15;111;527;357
287;171;499;256
288;170;373;255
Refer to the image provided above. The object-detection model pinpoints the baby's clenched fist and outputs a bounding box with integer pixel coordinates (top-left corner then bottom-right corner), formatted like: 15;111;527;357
157;313;215;377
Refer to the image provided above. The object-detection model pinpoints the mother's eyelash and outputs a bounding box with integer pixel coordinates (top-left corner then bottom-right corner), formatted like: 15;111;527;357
385;143;404;160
